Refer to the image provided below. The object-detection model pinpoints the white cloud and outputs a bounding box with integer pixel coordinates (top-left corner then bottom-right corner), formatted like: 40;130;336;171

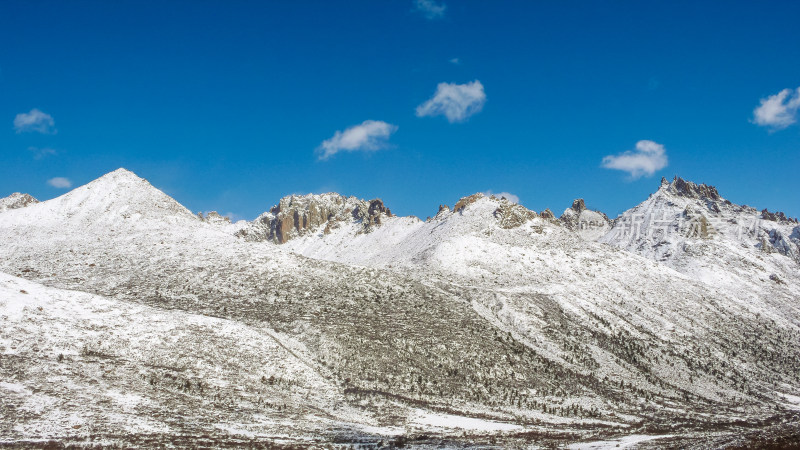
47;177;72;189
416;80;486;123
449;58;460;65
316;120;398;161
483;190;519;204
752;87;800;130
14;108;56;134
28;146;57;160
414;0;445;19
601;140;668;179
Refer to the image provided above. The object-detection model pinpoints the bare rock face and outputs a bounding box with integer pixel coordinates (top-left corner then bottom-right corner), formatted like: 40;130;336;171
681;206;717;239
493;202;537;229
237;193;392;243
540;208;556;221
453;193;484;212
0;193;39;212
197;211;232;224
664;176;721;201
761;208;798;224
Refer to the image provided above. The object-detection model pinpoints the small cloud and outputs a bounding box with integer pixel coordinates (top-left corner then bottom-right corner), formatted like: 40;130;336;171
601;140;668;179
752;87;800;130
14;108;56;134
449;58;460;65
416;80;486;123
483;190;519;204
47;177;72;189
647;77;660;91
414;0;446;19
316;120;398;161
28;146;57;160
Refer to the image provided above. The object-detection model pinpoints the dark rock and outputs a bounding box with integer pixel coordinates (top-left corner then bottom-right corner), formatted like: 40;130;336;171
540;209;556;220
453;193;484;212
666;177;721;200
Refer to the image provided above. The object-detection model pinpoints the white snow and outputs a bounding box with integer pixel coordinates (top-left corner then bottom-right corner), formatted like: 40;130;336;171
568;434;675;449
0;169;798;445
409;409;523;432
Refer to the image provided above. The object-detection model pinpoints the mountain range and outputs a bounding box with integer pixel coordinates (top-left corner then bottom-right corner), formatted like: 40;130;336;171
0;168;798;448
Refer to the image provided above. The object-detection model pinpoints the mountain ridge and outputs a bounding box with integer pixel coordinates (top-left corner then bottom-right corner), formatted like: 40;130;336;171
1;167;799;446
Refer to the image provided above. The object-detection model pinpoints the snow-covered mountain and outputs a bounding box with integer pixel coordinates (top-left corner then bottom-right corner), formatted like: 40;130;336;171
237;192;392;243
1;169;799;447
601;177;800;310
0;192;38;212
559;198;612;241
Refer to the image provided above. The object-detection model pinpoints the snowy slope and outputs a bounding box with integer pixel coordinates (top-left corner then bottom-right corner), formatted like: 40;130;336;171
559;199;612;241
1;169;799;447
283;192;800;422
0;168;196;228
601;177;800;316
0;272;368;444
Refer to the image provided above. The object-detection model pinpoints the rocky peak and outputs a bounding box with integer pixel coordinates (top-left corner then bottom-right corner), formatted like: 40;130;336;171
197;211;232;224
453;193;485;212
0;193;39;212
429;204;450;222
493;202;537;229
662;176;721;201
448;192;537;229
237;193;393;244
559;198;611;236
540;208;556;221
760;208;798;224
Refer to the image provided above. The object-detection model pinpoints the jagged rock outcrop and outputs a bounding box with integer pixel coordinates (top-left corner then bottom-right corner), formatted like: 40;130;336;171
493;201;537;229
237;193;392;243
0;193;39;212
760;208;798;224
663;176;722;201
559;198;611;240
449;193;537;229
681;206;717;239
539;208;556;221
197;211;232;224
453;193;484;212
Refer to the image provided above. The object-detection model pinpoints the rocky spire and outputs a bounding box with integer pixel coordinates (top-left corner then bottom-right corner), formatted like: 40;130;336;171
571;199;586;213
540;208;556;221
559;198;611;234
663;176;721;200
760;208;799;224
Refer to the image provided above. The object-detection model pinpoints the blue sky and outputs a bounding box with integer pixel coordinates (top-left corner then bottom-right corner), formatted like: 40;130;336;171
1;0;798;220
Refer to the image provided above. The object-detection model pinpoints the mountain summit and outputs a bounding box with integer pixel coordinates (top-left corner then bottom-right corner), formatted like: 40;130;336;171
0;192;39;212
659;176;722;200
237;192;393;243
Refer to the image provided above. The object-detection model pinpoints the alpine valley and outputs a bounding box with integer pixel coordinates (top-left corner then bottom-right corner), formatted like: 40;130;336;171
1;169;798;448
